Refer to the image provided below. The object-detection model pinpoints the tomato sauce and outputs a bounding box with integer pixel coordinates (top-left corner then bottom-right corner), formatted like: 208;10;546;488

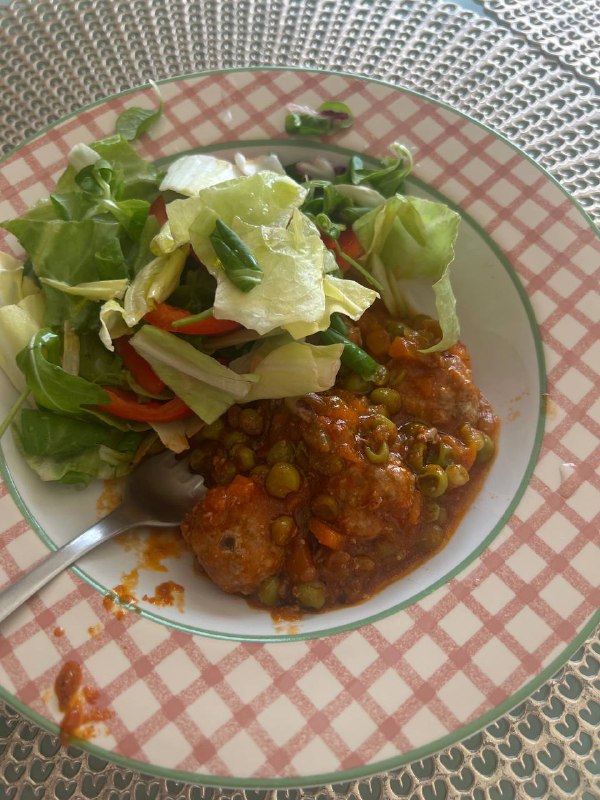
54;661;112;745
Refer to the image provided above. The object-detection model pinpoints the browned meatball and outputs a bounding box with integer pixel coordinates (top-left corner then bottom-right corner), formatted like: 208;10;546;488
181;475;284;595
392;344;485;429
324;453;421;540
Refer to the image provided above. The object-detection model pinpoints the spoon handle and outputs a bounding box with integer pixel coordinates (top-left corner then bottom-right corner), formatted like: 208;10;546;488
0;506;135;625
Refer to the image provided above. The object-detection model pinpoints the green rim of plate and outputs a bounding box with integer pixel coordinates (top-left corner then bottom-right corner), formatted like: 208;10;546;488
0;66;597;789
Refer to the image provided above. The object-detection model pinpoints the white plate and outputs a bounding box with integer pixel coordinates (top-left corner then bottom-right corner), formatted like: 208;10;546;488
0;69;598;787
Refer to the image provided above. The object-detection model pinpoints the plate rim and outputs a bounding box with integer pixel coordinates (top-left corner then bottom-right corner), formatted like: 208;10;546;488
0;65;598;787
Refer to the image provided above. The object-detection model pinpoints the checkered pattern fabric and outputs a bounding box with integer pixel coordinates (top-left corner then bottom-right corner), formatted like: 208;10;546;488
0;71;598;783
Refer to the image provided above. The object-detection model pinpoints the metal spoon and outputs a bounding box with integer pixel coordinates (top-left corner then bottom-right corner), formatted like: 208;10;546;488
0;450;206;624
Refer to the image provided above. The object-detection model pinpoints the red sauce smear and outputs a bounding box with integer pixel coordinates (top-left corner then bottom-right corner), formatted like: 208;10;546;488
54;661;112;745
143;580;185;611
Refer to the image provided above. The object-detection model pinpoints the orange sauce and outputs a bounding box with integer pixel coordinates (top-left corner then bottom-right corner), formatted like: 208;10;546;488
87;624;103;639
54;660;112;745
104;528;187;618
53;627;65;638
143;580;185;612
270;606;302;636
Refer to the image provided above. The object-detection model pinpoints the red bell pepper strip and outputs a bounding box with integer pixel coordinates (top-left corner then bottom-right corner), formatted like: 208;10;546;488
150;195;168;227
114;337;166;396
97;387;193;423
144;303;242;336
322;229;365;270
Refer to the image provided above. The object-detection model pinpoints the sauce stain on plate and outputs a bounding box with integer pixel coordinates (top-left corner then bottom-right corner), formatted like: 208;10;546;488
54;660;112;745
103;529;187;616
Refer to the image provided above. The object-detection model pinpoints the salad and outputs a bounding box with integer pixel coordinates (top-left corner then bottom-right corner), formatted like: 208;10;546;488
0;99;462;488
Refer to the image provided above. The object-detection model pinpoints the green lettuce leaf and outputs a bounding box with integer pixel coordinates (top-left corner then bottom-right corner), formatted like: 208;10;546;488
202;211;377;339
39;277;128;301
57;136;160;202
354;195;461;351
1;217;125;331
13;419;142;485
130;325;255;423
0;294;44;391
15;329;109;415
230;338;344;401
0;251;40;306
152;171;306;257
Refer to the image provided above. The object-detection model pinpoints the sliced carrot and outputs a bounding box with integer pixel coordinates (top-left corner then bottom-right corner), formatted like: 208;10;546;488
309;517;345;551
388;336;422;362
286;537;317;583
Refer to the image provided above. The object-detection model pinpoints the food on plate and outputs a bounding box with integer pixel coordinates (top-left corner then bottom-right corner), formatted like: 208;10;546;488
0;98;497;613
181;303;497;611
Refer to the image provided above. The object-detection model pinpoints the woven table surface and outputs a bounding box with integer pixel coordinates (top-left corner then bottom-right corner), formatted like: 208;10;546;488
0;1;598;798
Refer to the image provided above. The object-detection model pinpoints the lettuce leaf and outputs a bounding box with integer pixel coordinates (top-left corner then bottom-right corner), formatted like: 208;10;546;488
152;171;306;257
97;247;188;350
230;338;344;402
354;195;461;351
0;294;44;391
56;135;160;203
159;153;287;197
39;277;128;301
13;420;141;485
130;325;255;423
15;329;109;415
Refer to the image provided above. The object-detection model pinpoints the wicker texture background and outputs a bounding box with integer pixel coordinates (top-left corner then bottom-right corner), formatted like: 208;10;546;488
0;0;598;798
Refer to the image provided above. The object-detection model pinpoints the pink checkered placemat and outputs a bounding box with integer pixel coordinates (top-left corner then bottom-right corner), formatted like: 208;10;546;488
0;70;598;785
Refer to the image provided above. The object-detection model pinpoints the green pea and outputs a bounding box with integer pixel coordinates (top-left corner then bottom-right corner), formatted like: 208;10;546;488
372;365;390;387
213;461;237;485
365;441;390;464
476;433;495;463
223;430;248;450
311;493;339;522
437;442;454;467
386;320;405;338
370;387;402;415
408;441;427;471
188;443;213;473
258;576;281;607
271;515;296;546
231;444;255;472
375;413;398;440
239;407;263;436
199;417;225;440
295;581;326;610
418;524;445;554
423;502;441;523
418;464;448;497
341;372;373;394
267;439;295;465
446;463;469;488
265;462;301;498
400;421;428;438
302;426;331;453
250;464;269;480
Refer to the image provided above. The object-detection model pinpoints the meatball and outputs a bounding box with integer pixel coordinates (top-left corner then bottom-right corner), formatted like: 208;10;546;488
394;344;485;428
181;475;284;595
324;453;421;540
